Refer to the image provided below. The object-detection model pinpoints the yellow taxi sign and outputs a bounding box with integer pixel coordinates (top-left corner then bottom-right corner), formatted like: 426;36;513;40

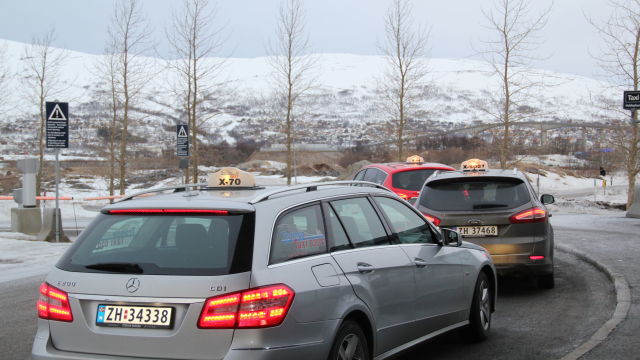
207;167;256;188
461;159;489;172
406;155;424;164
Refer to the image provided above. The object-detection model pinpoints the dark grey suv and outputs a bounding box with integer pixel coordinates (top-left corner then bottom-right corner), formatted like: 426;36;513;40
416;160;555;289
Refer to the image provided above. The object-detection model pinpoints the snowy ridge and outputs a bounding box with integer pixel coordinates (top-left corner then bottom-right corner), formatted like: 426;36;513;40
0;38;621;156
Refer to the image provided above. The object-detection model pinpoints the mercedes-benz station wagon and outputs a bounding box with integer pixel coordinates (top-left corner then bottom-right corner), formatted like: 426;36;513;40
32;168;496;360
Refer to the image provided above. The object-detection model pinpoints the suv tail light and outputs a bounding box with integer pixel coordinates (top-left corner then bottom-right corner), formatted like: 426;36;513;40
199;284;294;329
37;283;73;322
510;207;547;224
422;212;441;226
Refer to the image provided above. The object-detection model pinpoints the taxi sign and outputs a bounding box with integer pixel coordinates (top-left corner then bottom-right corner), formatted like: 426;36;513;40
406;155;424;164
207;168;256;188
461;159;489;172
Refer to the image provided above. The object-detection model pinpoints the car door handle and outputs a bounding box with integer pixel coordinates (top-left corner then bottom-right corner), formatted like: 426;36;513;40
356;262;375;274
414;258;428;268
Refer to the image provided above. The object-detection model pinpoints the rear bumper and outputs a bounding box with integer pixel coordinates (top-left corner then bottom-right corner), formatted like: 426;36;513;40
493;259;553;276
32;320;335;360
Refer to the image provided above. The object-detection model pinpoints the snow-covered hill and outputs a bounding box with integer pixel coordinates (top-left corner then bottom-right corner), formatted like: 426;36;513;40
0;38;621;158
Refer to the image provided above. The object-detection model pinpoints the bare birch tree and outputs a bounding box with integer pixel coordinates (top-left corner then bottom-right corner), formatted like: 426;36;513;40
380;0;428;162
480;0;551;168
21;29;67;198
268;0;316;185
591;0;640;208
167;0;225;183
95;41;122;197
108;0;151;194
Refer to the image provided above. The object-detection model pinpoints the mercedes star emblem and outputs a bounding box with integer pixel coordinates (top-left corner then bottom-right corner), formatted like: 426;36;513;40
126;278;140;293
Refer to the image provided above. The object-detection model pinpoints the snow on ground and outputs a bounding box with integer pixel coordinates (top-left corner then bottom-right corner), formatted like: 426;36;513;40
0;233;72;284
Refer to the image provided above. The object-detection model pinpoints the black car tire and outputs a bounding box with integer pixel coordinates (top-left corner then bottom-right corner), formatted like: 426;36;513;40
328;320;370;360
464;271;492;342
538;272;555;289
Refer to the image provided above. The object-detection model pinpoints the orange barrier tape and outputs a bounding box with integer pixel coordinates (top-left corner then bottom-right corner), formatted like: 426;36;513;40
0;196;13;200
37;196;74;200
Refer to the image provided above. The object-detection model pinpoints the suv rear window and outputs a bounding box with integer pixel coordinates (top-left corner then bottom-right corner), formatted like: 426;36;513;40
420;177;531;211
391;169;437;191
57;213;254;275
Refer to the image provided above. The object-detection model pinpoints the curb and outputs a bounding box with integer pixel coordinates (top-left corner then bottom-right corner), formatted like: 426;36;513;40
556;243;631;360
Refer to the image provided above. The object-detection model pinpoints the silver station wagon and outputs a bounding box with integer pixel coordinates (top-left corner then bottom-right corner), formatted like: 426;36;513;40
32;168;497;360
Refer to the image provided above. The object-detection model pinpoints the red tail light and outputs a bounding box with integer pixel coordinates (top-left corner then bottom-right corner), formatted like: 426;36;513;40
422;213;441;226
529;255;545;260
37;283;73;322
199;284;294;329
509;207;547;224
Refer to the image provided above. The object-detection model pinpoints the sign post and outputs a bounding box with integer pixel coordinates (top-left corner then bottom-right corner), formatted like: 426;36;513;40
176;124;189;187
46;101;69;243
623;90;640;124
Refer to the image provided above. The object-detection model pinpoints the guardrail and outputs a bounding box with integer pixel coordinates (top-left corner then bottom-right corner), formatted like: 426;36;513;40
0;193;159;201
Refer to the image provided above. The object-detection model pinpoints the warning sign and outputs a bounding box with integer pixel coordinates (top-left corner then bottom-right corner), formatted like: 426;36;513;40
176;124;189;157
46;102;69;149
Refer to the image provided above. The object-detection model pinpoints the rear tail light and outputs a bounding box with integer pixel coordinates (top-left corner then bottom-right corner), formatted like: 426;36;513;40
37;283;73;322
422;213;441;226
198;284;294;329
530;255;545;260
509;207;547;224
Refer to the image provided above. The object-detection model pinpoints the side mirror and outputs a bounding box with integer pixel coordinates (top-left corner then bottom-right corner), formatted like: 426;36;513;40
441;228;462;247
540;194;555;205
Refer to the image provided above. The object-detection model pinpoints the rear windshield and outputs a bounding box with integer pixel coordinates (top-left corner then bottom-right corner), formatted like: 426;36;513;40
391;169;437;191
57;213;254;275
420;177;531;211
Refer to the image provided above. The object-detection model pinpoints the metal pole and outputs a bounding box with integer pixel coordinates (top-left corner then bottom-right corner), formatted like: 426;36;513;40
55;148;60;243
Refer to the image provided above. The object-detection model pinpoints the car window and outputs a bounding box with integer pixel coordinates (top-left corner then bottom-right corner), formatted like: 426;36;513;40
354;170;366;181
391;169;436;191
421;177;531;211
374;196;435;244
330;197;389;248
325;206;351;252
270;204;328;264
363;168;386;185
57;213;254;275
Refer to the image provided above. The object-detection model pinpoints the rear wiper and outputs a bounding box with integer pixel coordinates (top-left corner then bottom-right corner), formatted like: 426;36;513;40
473;203;508;209
85;262;144;274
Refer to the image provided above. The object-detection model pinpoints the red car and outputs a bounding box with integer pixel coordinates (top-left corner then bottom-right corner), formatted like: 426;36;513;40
353;156;455;202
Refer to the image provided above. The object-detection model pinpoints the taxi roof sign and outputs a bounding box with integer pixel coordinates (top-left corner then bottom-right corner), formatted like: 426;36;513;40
207;167;256;188
406;155;424;164
461;159;489;172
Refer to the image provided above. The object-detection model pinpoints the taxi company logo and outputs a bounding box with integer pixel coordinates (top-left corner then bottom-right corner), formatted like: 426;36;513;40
126;278;141;293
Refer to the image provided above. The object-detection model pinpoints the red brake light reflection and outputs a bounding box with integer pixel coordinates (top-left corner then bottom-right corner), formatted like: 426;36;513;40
108;209;229;215
422;213;441;226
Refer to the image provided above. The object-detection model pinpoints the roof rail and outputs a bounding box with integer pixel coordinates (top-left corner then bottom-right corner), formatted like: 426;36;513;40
249;181;392;204
116;183;206;202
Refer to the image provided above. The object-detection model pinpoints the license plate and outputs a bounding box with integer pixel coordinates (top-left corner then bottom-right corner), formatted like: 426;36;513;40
457;226;498;237
96;304;174;329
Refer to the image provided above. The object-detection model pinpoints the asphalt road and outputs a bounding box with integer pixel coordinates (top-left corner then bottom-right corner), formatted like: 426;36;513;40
1;250;614;360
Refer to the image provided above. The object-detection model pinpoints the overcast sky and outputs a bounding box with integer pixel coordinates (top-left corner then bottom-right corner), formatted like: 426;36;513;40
0;0;613;78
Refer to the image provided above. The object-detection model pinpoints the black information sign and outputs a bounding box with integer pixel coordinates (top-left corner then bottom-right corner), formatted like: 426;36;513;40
176;124;189;157
623;91;640;109
46;102;69;149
